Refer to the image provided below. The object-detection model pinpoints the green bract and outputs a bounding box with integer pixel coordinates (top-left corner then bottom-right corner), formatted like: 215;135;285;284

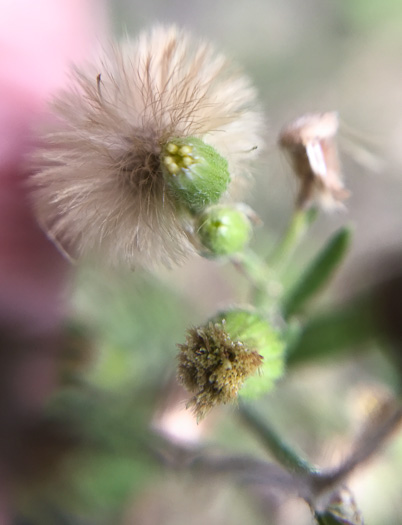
215;310;285;398
161;137;230;213
197;206;252;256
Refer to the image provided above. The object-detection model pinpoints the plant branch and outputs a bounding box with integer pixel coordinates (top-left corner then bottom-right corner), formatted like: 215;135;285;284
238;401;316;476
269;207;318;271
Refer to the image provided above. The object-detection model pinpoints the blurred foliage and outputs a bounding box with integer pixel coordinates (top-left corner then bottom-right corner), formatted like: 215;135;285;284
72;268;194;379
20;268;199;523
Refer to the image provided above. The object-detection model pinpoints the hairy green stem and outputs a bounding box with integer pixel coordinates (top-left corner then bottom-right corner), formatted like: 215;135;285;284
231;249;281;309
269;207;318;270
238;401;316;476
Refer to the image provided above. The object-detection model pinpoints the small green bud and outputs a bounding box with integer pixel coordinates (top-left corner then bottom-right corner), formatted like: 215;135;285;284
197;206;252;256
161;137;230;213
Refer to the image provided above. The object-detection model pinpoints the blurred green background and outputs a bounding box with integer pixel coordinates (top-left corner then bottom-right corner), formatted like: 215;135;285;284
26;1;402;524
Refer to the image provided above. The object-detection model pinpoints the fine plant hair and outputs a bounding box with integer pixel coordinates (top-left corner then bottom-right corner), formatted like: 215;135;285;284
32;26;264;268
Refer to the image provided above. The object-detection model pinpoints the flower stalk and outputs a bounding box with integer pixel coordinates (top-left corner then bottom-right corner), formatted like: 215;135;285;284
268;207;318;271
238;401;316;476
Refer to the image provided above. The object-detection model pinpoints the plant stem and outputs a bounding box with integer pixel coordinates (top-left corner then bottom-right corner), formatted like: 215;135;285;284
238;401;316;476
231;249;281;309
269;207;318;271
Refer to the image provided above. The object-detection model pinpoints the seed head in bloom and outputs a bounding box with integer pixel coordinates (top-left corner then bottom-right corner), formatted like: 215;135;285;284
31;26;264;267
177;321;263;421
278;112;349;210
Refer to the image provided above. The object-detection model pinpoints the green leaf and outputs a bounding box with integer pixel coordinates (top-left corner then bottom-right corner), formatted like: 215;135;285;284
282;227;352;319
286;296;376;366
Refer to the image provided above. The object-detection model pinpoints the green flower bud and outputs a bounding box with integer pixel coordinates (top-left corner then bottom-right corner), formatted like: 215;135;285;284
177;310;284;420
216;310;285;398
197;206;252;256
161;137;230;213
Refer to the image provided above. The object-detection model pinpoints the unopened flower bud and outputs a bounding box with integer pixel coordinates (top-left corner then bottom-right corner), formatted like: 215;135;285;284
197;205;252;256
177;310;284;420
161;137;230;213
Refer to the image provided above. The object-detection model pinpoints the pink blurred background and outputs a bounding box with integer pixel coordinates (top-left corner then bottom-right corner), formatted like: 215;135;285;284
0;1;107;521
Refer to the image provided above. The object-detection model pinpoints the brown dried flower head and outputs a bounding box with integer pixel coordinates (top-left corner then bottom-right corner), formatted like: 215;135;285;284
278;112;349;210
177;321;263;421
31;26;263;267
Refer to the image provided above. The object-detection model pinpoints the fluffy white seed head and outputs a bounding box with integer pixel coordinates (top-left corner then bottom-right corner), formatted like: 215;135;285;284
31;26;264;267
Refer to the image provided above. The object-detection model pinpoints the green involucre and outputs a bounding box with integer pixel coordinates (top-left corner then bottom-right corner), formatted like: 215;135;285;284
215;310;285;398
161;137;230;213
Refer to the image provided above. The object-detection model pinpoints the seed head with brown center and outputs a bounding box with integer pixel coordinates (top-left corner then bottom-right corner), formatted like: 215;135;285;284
177;321;263;421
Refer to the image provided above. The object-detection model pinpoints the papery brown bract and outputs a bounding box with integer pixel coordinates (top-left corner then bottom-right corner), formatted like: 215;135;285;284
279;112;349;210
32;26;264;267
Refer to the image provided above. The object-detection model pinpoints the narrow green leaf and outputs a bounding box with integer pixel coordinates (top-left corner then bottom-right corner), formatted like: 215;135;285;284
286;296;376;366
282;227;352;319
